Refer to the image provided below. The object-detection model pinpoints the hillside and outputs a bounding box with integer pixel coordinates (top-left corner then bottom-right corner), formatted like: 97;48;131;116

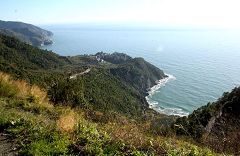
95;52;167;95
49;68;148;117
0;34;69;87
0;20;53;46
0;72;219;155
174;87;240;155
0;34;165;117
108;57;167;95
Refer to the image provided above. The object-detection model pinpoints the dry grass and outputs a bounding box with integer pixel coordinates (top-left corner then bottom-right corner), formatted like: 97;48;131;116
0;72;53;110
57;109;78;132
0;72;11;82
103;122;151;148
13;80;29;98
0;72;19;97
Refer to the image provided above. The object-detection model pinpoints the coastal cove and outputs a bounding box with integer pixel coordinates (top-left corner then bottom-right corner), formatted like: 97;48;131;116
41;26;240;116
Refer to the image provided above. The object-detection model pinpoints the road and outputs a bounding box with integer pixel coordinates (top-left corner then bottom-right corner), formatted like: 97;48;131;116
69;68;91;79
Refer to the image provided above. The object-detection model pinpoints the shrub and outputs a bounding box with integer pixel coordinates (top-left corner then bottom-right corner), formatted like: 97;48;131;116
0;72;18;97
21;132;71;156
57;110;77;132
0;72;53;113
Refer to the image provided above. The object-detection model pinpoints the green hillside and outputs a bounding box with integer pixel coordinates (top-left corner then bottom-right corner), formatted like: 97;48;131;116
174;87;240;155
0;34;163;117
109;57;167;95
0;72;218;155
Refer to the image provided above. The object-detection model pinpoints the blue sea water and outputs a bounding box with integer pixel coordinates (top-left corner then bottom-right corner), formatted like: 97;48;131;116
41;25;240;116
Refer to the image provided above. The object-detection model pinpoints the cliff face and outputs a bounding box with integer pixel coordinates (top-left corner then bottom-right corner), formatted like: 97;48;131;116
205;88;240;154
0;20;53;46
175;87;240;154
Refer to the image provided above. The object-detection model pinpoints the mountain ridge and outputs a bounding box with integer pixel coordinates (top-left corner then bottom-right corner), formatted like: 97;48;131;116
0;20;53;46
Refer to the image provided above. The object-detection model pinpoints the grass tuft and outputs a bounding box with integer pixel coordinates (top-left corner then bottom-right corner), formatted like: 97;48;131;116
57;109;77;132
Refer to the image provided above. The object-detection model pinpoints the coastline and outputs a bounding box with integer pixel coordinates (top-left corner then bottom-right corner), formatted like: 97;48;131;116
145;74;189;117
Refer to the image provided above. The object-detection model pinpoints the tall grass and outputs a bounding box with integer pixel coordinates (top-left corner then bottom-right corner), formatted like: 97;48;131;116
0;72;53;111
57;109;77;132
0;72;18;97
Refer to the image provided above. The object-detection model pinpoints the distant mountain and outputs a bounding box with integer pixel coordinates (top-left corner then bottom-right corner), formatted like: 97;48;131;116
0;20;53;46
174;87;240;154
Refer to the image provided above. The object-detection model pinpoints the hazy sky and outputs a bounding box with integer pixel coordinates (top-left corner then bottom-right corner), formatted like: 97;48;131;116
1;0;240;28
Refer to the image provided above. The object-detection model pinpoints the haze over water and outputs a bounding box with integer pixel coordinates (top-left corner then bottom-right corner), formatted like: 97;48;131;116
42;25;240;116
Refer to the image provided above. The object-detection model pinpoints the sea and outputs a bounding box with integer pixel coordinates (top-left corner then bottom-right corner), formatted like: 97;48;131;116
41;25;240;116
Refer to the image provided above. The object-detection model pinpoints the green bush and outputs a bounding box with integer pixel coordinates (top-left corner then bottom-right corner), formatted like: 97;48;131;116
21;132;71;156
72;120;110;155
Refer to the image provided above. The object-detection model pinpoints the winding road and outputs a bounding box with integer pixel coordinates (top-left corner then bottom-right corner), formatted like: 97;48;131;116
69;68;91;79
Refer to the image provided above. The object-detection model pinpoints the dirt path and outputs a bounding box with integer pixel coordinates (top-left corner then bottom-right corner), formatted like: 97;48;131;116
0;133;18;156
70;68;91;79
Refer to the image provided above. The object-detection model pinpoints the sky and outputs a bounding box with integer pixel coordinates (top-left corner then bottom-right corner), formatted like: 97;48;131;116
1;0;240;28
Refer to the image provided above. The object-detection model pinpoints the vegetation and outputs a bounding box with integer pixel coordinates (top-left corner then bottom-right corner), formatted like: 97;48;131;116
0;34;68;88
0;34;165;117
0;20;53;46
48;68;147;117
95;52;167;94
109;57;167;95
0;72;219;155
174;87;240;155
